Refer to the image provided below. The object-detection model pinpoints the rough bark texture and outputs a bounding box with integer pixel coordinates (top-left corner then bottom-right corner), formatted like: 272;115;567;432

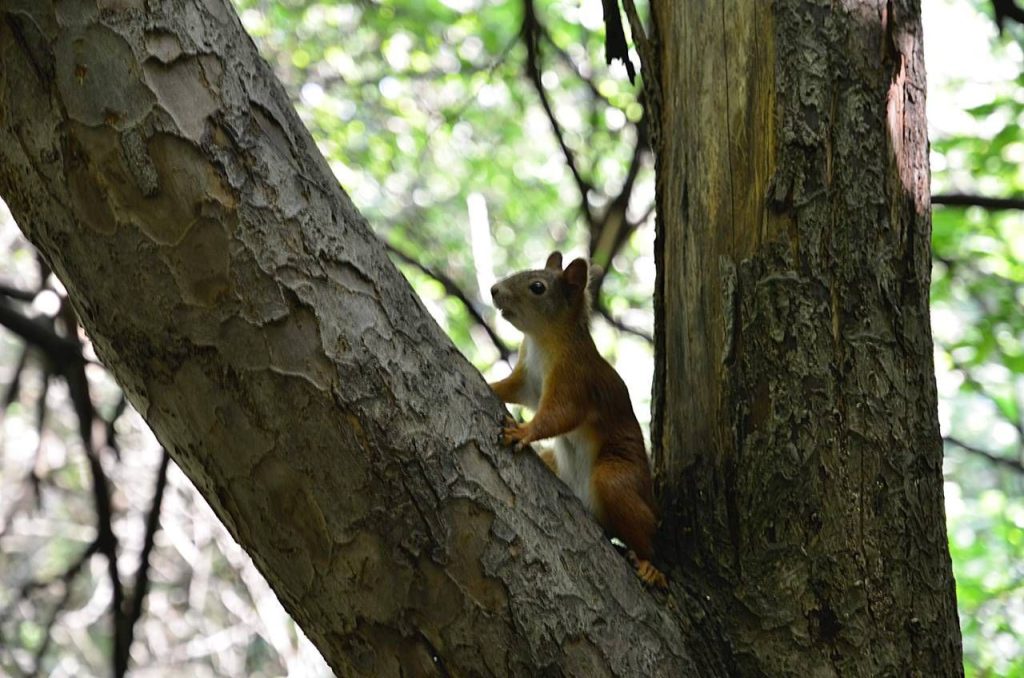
649;0;964;675
0;1;697;675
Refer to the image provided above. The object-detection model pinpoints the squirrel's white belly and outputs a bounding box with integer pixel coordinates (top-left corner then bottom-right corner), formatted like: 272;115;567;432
554;429;598;514
520;338;544;409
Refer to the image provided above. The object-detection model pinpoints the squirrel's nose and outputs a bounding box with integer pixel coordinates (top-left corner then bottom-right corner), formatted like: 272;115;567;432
490;284;500;300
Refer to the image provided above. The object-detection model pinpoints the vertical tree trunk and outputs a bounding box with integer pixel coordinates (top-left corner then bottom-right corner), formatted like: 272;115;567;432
649;0;963;674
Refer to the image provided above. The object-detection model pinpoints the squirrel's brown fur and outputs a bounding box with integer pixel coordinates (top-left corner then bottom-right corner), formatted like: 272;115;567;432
489;251;667;588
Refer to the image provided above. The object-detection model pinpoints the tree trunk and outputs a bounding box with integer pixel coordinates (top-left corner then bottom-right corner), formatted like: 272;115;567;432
648;0;963;675
0;1;693;675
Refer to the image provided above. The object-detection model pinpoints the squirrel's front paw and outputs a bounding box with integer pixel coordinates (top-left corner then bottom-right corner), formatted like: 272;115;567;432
501;419;531;451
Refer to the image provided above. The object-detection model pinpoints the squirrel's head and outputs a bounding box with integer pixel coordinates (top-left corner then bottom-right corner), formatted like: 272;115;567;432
490;251;590;335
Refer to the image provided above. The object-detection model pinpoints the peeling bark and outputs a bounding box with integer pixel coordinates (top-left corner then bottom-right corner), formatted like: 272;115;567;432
649;0;963;675
0;1;695;674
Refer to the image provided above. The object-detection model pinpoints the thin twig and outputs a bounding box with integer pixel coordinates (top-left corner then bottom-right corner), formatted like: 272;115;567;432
387;244;511;361
632;201;656;229
104;394;129;461
950;357;1024;439
522;0;595;213
27;540;100;676
0;539;100;673
538;26;613;106
590;118;649;274
119;449;171;675
932;193;1024;210
945;436;1024;474
28;368;51;509
595;299;653;343
3;344;29;407
621;0;653;77
63;355;127;677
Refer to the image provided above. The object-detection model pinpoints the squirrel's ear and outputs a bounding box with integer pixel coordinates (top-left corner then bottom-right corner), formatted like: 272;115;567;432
563;258;589;290
545;251;563;271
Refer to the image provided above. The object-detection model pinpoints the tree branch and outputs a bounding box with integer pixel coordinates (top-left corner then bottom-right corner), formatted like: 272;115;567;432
951;357;1024;439
590;118;649;280
119;448;171;675
600;0;637;82
991;0;1024;32
103;393;129;461
595;299;653;343
387;244;511;361
27;540;100;676
61;350;127;677
945;436;1024;474
932;193;1024;210
0;539;100;673
522;0;595;215
538;27;613;106
620;0;654;79
0;302;83;368
0;282;38;302
28;366;51;509
3;343;29;407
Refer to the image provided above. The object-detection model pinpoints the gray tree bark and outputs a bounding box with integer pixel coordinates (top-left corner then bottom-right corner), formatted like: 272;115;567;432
647;0;963;675
0;1;693;675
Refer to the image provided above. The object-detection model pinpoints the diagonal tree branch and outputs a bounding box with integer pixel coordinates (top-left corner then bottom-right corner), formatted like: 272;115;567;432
27;540;100;676
103;393;129;461
3;343;29;408
991;0;1024;31
595;299;653;343
951;357;1024;440
28;366;51;509
945;436;1024;474
387;243;511;361
0;282;37;302
539;26;614;106
0;539;100;674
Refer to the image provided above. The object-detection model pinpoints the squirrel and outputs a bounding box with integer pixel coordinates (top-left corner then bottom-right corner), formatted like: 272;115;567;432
489;251;667;589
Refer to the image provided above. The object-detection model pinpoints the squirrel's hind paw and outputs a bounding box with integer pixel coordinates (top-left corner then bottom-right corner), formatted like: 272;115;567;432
633;557;668;590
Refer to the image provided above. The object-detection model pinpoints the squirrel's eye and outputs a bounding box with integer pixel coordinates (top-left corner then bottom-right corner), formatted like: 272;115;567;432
529;281;546;295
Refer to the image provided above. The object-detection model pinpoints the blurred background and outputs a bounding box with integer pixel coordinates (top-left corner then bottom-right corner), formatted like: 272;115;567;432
0;0;1020;675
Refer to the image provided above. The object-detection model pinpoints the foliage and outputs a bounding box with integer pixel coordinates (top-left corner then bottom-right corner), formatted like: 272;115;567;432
927;2;1024;675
